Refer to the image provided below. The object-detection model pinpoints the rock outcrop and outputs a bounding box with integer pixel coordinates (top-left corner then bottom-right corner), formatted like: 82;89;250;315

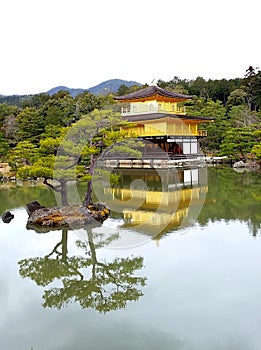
233;160;260;169
26;201;110;231
26;200;46;216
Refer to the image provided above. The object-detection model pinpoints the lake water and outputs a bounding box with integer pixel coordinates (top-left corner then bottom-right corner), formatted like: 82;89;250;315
0;166;261;350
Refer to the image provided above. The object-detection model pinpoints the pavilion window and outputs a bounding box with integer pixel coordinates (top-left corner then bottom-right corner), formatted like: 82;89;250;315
191;142;198;154
183;142;191;154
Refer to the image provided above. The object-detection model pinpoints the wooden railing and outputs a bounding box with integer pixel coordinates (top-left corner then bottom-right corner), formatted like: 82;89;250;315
198;130;207;136
121;105;186;115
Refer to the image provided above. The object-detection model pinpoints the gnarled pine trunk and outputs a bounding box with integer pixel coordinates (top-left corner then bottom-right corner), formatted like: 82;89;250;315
83;154;95;207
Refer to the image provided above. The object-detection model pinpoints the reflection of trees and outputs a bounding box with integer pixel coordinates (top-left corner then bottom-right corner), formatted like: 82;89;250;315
0;183;56;216
198;167;261;236
18;229;146;313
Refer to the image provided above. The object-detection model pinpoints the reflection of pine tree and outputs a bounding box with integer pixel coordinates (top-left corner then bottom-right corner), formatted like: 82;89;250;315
18;229;146;313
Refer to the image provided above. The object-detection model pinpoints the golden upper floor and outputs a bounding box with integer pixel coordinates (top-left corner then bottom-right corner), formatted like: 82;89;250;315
124;115;210;137
114;85;214;137
114;84;191;116
120;100;186;115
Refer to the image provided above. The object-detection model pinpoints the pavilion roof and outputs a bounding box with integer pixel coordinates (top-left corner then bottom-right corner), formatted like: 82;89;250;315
114;85;192;101
122;113;214;122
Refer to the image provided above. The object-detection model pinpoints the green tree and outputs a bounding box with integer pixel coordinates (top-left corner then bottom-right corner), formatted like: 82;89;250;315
41;93;76;126
16;127;70;204
14;109;130;206
251;144;261;159
21;93;51;109
243;66;261;112
227;105;260;127
117;84;144;96
188;77;209;98
0;132;10;160
226;88;247;112
16;107;45;143
187;98;228;153
41;124;65;139
0;103;18;126
60;109;128;206
9;140;38;170
157;77;190;94
75;91;104;117
251;129;261;159
220;125;259;159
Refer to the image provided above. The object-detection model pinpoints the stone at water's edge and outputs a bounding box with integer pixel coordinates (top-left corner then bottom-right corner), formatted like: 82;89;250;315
2;211;14;223
233;160;260;169
26;200;46;216
26;201;110;231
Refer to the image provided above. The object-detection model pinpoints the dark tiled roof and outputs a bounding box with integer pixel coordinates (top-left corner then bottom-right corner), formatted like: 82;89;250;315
122;113;214;122
114;85;192;101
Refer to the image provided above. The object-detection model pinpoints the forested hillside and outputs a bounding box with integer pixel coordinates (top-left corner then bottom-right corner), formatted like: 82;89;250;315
0;79;142;105
0;67;260;183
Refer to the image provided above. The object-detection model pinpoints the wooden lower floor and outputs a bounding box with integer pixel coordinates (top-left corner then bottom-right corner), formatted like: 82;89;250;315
99;135;206;169
142;136;201;159
101;136;204;164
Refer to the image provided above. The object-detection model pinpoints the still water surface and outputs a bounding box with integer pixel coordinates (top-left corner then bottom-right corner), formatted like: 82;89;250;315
0;167;261;350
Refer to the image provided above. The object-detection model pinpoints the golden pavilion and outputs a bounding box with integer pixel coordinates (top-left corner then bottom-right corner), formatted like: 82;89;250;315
114;84;214;159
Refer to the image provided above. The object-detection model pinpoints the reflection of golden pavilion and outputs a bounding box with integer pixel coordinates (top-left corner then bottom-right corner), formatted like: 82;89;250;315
104;168;208;237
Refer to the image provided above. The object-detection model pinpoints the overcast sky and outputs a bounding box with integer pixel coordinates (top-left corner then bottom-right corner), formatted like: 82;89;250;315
0;0;260;95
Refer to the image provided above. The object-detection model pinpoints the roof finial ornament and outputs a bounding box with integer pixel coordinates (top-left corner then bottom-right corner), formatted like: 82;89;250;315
150;78;157;86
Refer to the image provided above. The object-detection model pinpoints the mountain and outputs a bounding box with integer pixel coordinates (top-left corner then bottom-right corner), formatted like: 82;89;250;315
46;86;85;97
0;79;142;105
46;79;141;97
87;79;141;95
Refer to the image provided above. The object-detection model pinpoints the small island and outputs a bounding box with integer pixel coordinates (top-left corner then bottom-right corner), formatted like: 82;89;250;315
25;200;110;232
